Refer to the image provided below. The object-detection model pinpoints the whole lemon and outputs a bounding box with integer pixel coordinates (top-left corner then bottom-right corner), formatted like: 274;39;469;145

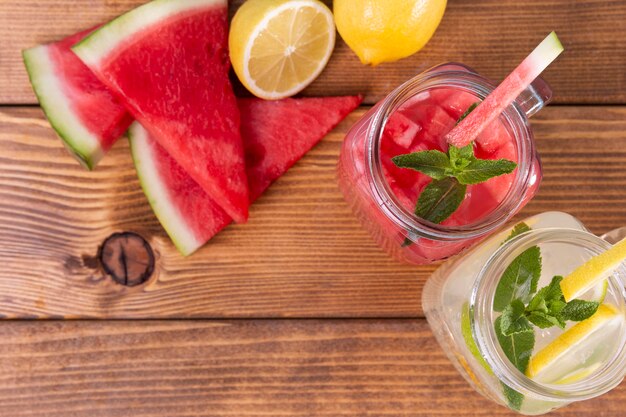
334;0;447;66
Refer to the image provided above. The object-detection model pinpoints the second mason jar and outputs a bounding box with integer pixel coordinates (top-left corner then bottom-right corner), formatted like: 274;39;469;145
422;211;626;414
337;63;548;264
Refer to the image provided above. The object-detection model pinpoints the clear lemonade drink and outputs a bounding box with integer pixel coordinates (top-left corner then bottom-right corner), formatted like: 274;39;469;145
424;211;626;414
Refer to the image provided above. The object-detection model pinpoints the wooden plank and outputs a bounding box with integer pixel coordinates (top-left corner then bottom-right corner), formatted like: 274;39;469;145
1;106;626;319
0;319;624;416
2;0;626;105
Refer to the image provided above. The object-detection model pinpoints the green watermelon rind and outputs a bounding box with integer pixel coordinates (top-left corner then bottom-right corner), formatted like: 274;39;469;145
128;122;202;256
72;0;226;68
22;46;103;170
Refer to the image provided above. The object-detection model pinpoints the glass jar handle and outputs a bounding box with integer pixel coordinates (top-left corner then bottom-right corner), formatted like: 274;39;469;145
516;77;553;118
600;227;626;244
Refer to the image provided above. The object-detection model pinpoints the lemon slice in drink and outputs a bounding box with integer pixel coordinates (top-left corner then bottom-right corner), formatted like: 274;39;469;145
229;0;335;100
560;237;626;302
526;304;623;382
554;363;602;385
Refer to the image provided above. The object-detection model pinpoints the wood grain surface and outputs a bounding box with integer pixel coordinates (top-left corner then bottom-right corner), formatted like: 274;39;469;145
3;0;626;414
3;0;626;105
0;319;623;416
2;106;626;319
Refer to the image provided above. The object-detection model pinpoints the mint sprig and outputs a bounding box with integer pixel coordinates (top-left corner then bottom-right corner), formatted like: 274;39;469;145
500;276;599;336
495;315;535;374
392;150;453;180
493;244;542;312
490;223;600;409
415;177;466;223
495;314;534;411
455;159;518;185
504;222;531;243
391;102;517;228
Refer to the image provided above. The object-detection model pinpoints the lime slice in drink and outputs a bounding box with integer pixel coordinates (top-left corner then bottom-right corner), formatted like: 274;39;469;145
461;302;492;373
526;304;623;382
560;237;626;302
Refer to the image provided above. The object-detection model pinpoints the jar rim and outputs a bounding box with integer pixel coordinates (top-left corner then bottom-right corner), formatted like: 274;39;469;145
471;228;626;401
366;63;538;241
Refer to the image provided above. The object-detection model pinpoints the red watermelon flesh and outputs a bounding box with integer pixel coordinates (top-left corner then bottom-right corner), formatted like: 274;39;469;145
131;126;232;255
238;96;363;199
73;0;250;223
23;27;133;169
49;29;132;150
131;96;362;255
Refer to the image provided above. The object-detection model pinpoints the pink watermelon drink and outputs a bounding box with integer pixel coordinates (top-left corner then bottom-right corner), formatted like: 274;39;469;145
380;88;519;226
338;63;551;264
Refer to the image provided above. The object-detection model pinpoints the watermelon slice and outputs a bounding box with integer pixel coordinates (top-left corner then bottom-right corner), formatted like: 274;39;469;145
446;32;564;148
22;28;133;169
130;96;362;255
73;0;250;223
238;97;362;199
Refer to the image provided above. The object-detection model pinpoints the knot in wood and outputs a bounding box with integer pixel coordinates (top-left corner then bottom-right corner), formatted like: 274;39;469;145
99;232;155;287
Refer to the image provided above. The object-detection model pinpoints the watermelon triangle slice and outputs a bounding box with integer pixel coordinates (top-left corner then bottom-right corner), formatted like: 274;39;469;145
23;28;133;169
73;0;250;223
130;96;362;255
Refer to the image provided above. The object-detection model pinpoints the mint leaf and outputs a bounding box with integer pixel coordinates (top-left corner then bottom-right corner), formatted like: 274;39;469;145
544;275;565;302
528;276;564;312
448;144;474;172
495;315;534;410
561;300;600;322
493;246;542;312
550;299;567;315
527;275;566;320
496;312;534;411
500;299;533;336
527;311;564;329
415;177;466;224
526;276;598;326
457;102;479;124
504;222;532;243
495;316;535;374
455;158;517;185
527;295;548;314
391;150;452;180
503;384;524;411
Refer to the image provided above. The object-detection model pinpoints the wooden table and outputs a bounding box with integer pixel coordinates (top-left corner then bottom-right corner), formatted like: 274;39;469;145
1;0;626;415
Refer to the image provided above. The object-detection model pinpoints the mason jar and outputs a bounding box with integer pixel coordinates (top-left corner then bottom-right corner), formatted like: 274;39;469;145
423;211;626;414
337;63;549;264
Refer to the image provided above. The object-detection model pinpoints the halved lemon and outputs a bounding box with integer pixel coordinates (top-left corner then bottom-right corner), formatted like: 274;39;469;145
229;0;335;100
526;304;623;382
560;237;626;302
